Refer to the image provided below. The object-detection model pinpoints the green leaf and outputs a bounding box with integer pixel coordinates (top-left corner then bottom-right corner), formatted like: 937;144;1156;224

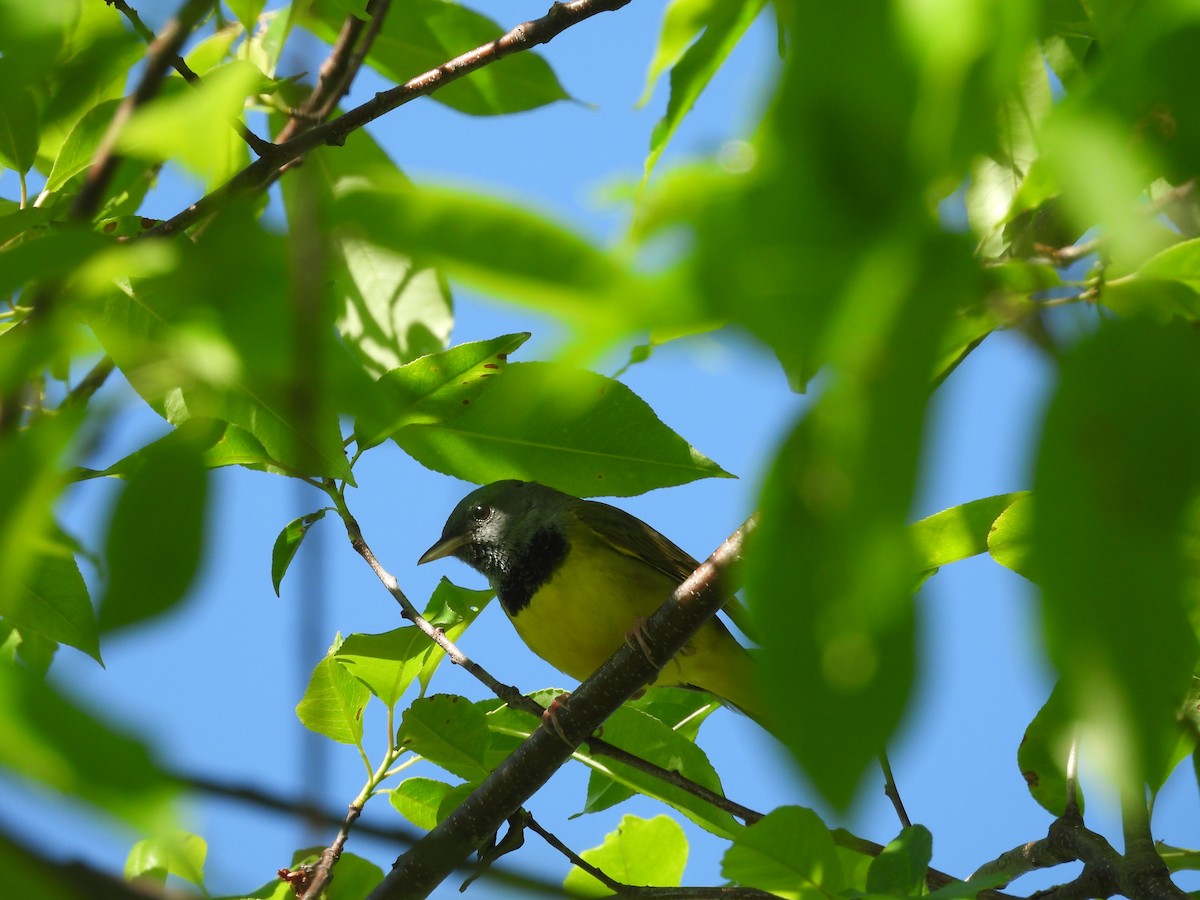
124;830;207;887
563;815;688;897
394;361;733;496
390;776;453;829
0;59;39;173
332;178;678;349
721;806;844;898
866;825;932;896
355;332;529;450
1018;684;1083;817
45;98;121;194
1033;319;1200;791
909;493;1026;575
335;628;436;709
1158;844;1200;874
396;694;491;781
99;427;209;632
644;0;765;178
225;0;267;31
640;0;718;105
296;639;370;746
0;662;176;829
301;0;570;115
117;61;263;181
9;542;101;663
415;578;492;694
627;686;720;742
271;509;330;596
987;492;1036;581
573;704;737;838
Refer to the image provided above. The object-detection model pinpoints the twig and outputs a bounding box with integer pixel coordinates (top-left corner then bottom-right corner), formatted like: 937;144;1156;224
105;0;272;155
147;0;632;238
273;0;392;146
524;811;777;898
72;0;216;222
61;355;116;409
878;750;912;829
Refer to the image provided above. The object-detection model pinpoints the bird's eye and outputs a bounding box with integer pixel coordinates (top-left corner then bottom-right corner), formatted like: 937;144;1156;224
470;504;491;522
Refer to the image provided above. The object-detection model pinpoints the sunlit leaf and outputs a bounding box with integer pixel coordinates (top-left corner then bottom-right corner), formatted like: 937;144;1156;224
866;825;932;896
391;776;453;830
336;628;436;709
396;694;491;781
271;509;329;596
296;638;370;746
909;493;1026;576
563;815;688;897
1018;684;1083;817
722;806;843;898
125;831;207;887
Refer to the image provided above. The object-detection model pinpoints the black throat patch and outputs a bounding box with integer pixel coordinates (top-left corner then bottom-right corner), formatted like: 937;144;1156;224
493;525;569;617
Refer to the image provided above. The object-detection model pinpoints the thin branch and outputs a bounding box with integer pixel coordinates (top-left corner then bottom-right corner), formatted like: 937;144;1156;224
878;750;912;829
72;0;216;222
524;812;777;898
105;0;272;155
273;0;392;147
61;355;116;409
147;0;632;238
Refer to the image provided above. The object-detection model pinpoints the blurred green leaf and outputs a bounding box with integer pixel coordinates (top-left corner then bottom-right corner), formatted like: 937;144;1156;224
225;0;266;32
98;426;209;632
9;540;100;663
721;806;843;898
395;361;733;496
296;638;370;746
563;815;688;897
355;332;529;450
0;662;176;828
1019;684;1083;817
866;825;932;896
301;0;570;115
910;493;1026;576
125;830;207;887
117;62;263;181
0;59;40;173
45;98;121;194
391;776;454;829
1033;319;1200;790
271;509;329;596
336;628;436;709
396;694;491;781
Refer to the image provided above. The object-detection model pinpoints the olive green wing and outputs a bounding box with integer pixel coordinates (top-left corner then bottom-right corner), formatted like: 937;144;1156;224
571;499;700;585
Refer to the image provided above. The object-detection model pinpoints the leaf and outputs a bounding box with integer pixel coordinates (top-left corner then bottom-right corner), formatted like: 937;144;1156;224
335;628;436;709
295;639;370;746
909;493;1026;575
866;825;932;896
9;542;101;663
573;704;737;838
124;831;207;887
644;0;766;179
117;61;264;181
0;662;176;829
1033;319;1200;791
563;815;688;897
354;332;529;450
987;492;1037;581
415;578;492;694
271;509;330;596
395;694;491;781
1018;684;1083;817
301;0;570;115
721;806;844;898
98;427;209;632
45;98;121;194
0;59;39;173
394;361;733;496
390;776;453;830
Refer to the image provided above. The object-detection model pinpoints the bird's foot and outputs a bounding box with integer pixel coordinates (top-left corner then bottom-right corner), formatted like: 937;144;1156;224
624;616;661;668
542;692;574;746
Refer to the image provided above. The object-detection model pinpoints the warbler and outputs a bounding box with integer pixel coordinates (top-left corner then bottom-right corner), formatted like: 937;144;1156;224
418;480;765;724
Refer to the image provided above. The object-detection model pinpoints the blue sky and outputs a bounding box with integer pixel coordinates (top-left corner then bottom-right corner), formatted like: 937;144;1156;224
2;1;1197;896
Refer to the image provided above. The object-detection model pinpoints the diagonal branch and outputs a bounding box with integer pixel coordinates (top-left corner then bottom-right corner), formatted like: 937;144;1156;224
147;0;632;238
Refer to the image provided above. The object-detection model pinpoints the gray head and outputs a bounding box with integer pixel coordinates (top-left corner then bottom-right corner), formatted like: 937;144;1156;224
417;480;573;587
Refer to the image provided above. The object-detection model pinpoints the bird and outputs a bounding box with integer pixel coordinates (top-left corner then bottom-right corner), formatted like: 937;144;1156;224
417;480;766;725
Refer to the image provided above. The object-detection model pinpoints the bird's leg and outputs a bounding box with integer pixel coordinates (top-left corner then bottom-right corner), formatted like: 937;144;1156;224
624;616;661;668
542;692;574;745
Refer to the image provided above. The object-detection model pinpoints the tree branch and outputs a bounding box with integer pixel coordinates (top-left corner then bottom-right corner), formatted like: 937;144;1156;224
147;0;632;238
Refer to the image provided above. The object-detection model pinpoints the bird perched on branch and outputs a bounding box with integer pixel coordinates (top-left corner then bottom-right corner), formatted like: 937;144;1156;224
418;480;765;725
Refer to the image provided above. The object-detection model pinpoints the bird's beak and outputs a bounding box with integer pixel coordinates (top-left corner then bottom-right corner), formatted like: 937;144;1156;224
417;532;469;565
